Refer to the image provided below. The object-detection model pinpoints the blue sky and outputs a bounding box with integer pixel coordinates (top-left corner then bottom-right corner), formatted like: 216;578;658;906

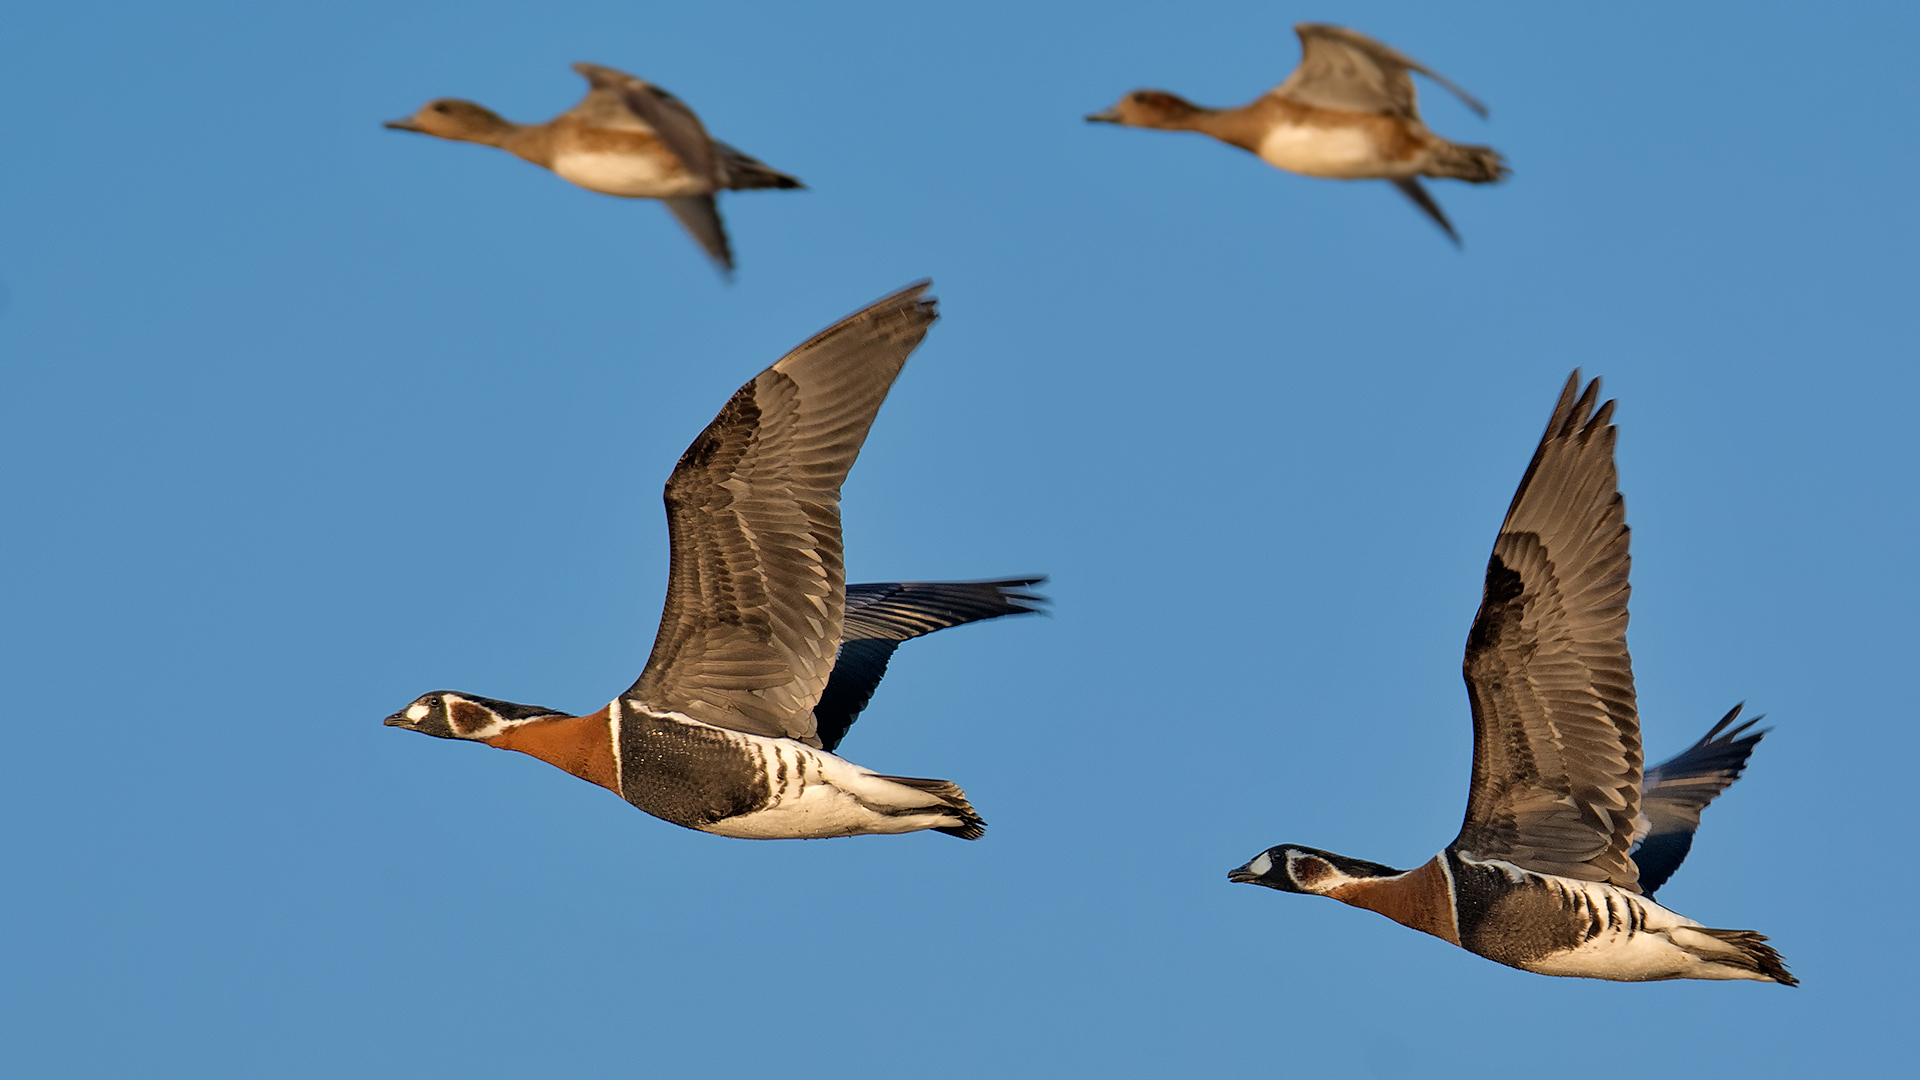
2;1;1914;1075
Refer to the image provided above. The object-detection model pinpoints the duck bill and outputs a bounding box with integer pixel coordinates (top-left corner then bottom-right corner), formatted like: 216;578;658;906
383;117;424;132
1084;107;1122;124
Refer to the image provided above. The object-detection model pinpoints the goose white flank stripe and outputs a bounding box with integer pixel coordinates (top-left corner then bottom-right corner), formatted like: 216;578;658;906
384;284;1045;841
1228;373;1794;985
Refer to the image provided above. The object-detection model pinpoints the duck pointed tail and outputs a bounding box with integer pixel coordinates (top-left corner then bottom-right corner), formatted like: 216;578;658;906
1673;925;1799;986
1423;140;1509;184
716;142;805;190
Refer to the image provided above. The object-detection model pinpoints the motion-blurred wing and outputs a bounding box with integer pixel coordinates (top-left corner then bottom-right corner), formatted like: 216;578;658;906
1392;178;1460;244
1454;372;1644;890
814;578;1048;751
1632;705;1767;896
625;283;939;745
664;195;733;273
572;62;720;187
1274;24;1487;120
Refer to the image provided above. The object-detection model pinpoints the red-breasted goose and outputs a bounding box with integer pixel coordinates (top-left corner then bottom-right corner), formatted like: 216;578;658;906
1229;374;1794;984
386;284;1046;840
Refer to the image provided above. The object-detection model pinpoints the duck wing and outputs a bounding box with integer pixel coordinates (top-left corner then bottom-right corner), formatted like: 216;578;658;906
1274;24;1487;120
572;62;720;189
1391;178;1461;245
1632;705;1767;896
663;195;734;274
813;578;1047;752
624;283;939;745
1453;373;1644;890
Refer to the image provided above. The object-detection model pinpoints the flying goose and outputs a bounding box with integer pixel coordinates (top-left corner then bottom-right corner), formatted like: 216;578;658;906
1229;374;1793;984
386;283;1045;840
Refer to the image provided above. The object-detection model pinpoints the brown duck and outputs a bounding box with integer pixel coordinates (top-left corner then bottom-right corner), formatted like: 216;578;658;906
386;62;801;273
1087;24;1507;243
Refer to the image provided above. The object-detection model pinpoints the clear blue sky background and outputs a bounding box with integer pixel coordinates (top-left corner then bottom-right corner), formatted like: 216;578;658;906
2;1;1914;1075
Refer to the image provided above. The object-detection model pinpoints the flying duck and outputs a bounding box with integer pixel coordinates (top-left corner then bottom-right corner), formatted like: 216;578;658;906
1085;23;1508;243
1229;374;1795;985
385;62;802;273
386;283;1045;840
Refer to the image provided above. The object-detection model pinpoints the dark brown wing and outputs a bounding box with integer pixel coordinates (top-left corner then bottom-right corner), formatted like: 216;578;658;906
1453;372;1643;890
839;578;1048;642
1632;705;1767;896
572;62;720;189
815;578;1048;752
1274;24;1488;120
624;283;939;744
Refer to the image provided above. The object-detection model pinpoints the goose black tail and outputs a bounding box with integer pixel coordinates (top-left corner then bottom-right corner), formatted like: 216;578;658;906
876;773;986;841
1696;927;1799;986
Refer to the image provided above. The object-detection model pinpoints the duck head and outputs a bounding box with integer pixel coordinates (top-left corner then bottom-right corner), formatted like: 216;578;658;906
384;99;517;145
1085;90;1210;130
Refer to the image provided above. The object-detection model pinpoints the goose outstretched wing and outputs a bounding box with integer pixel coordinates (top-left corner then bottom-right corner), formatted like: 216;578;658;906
625;284;939;745
814;578;1047;751
1454;373;1644;890
1633;705;1767;896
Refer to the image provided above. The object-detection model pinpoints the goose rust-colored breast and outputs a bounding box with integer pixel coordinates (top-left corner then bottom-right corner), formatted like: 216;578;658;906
484;706;620;793
1327;856;1460;945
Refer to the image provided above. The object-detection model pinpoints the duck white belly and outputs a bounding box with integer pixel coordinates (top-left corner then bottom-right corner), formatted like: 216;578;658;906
1257;123;1396;179
551;151;706;198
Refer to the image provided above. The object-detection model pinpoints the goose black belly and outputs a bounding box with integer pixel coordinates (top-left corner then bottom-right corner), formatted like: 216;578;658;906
615;704;776;829
1446;851;1630;970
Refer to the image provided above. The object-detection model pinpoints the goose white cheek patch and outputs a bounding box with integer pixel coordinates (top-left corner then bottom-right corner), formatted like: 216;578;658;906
1245;852;1273;877
407;703;431;722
